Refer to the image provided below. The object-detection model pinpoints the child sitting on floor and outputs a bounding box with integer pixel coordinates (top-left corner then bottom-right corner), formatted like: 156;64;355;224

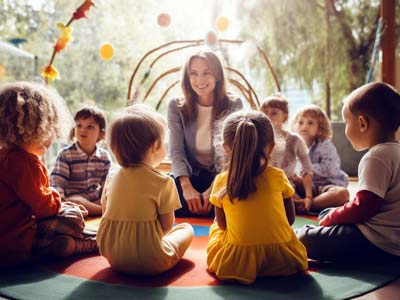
260;96;314;212
291;104;349;213
51;107;111;216
97;104;194;275
296;82;400;262
207;110;307;285
0;82;98;267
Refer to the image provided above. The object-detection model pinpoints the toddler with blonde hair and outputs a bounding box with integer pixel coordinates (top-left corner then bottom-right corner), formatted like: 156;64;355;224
0;82;97;267
98;104;193;275
291;104;349;212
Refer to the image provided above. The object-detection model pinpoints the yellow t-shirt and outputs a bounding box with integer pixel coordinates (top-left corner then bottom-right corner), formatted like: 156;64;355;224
97;164;181;275
207;166;308;284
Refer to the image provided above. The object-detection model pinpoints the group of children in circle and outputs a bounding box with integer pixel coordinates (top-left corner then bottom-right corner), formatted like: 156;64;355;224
1;60;399;285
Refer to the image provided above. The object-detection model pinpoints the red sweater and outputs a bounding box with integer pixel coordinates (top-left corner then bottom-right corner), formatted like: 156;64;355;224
319;190;384;227
0;147;61;266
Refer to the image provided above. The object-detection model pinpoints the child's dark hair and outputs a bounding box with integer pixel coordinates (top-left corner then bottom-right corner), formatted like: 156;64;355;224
346;82;400;132
108;104;165;167
222;110;274;201
70;106;107;141
260;96;289;115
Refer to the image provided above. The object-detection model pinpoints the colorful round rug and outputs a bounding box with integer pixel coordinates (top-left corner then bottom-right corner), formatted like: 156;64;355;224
1;216;399;300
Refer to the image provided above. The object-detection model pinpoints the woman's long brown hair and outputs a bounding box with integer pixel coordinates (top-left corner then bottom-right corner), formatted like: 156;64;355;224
179;50;231;122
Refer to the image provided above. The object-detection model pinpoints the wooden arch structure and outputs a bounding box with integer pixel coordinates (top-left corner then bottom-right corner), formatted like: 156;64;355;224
126;39;281;110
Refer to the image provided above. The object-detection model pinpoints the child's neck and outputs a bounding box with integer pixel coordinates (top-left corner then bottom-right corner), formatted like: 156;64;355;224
274;127;287;136
304;137;315;148
369;132;398;148
142;156;157;168
77;142;96;156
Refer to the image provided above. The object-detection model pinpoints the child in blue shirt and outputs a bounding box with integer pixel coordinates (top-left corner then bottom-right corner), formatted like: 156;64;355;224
291;104;349;213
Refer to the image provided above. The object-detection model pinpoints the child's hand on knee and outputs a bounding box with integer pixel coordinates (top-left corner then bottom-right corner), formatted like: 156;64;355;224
294;198;310;213
62;201;89;217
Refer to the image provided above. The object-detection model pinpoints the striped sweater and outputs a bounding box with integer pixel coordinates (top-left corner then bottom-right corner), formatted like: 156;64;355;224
50;143;111;202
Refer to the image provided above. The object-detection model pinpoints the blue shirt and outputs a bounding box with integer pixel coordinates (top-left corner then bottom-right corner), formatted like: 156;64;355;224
298;139;348;187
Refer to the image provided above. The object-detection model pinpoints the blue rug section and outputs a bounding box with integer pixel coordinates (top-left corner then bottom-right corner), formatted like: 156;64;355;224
192;225;209;237
184;216;318;237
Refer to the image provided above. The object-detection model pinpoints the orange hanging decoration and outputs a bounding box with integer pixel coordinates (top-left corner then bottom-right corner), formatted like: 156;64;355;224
41;0;96;83
54;23;72;52
41;65;60;82
99;43;114;60
72;0;96;21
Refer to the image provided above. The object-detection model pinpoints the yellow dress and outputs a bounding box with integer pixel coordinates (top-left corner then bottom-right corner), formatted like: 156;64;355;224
207;166;308;284
97;164;193;275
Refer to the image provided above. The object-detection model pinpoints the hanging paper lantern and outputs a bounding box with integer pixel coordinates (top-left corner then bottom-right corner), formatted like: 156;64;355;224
204;30;218;50
99;43;114;60
0;64;5;77
157;13;171;27
215;16;229;32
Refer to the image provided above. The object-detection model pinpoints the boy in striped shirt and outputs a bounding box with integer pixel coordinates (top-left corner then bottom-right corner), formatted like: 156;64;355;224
51;107;111;216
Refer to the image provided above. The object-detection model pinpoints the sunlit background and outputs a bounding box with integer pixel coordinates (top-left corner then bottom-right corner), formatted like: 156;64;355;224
1;0;398;121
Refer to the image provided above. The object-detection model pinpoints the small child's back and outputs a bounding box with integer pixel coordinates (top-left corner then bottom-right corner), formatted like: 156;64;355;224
207;166;308;284
356;142;400;255
98;164;182;274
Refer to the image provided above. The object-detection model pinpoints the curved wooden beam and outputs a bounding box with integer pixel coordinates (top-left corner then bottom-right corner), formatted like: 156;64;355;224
225;66;260;108
155;80;180;111
128;39;280;109
143;67;181;102
257;46;281;92
228;78;250;103
137;43;201;89
127;40;203;102
228;78;257;109
127;39;247;103
150;44;201;68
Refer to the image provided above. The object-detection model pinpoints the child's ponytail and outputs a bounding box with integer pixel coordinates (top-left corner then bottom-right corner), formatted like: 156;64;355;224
222;110;274;202
227;119;258;200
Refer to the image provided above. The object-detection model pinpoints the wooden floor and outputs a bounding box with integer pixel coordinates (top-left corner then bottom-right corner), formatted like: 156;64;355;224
353;278;400;300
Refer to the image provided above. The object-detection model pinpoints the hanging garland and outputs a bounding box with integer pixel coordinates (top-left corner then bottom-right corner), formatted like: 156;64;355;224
41;0;95;83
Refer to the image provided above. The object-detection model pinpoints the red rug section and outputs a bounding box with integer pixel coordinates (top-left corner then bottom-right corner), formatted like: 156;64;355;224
45;218;220;287
44;216;319;287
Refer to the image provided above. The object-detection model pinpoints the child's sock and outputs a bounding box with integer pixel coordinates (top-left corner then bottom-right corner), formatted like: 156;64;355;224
52;235;98;257
73;236;98;254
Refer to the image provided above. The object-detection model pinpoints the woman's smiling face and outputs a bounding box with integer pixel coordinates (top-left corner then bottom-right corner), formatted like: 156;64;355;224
188;57;216;101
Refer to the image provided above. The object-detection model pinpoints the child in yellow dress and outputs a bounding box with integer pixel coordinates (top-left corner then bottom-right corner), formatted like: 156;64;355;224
97;105;194;275
207;110;308;285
